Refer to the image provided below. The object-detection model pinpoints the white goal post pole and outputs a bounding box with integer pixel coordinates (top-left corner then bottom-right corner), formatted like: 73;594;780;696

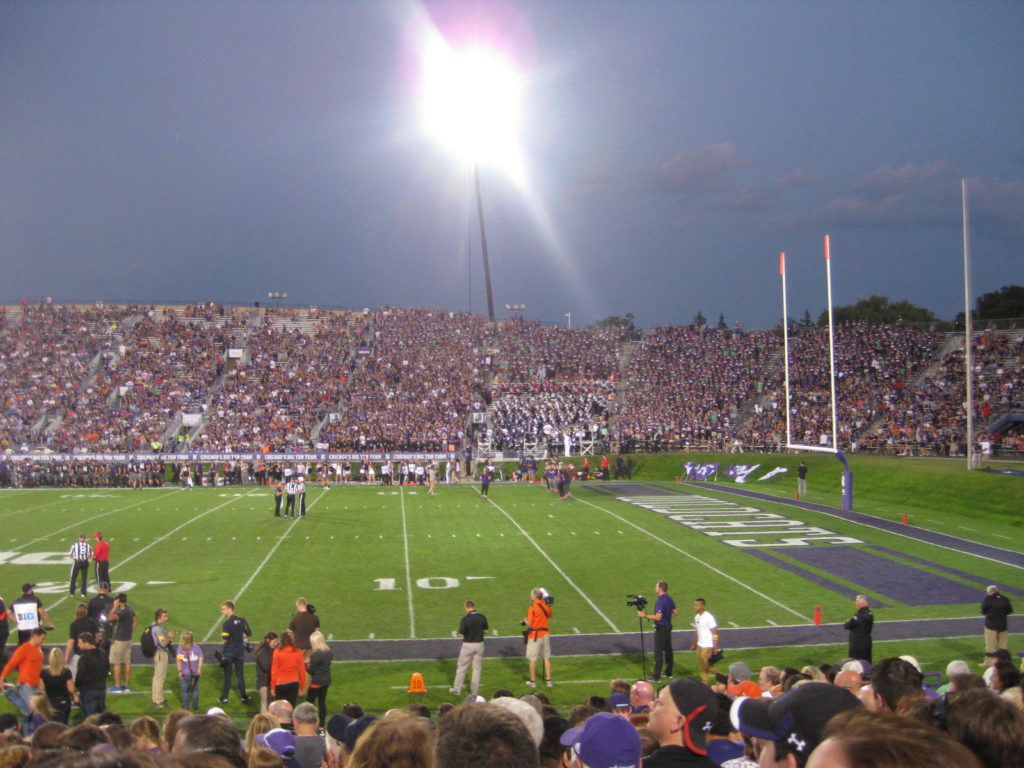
824;235;839;451
780;252;793;450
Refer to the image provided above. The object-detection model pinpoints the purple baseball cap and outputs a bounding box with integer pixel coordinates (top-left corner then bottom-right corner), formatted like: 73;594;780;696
256;728;296;758
560;712;641;768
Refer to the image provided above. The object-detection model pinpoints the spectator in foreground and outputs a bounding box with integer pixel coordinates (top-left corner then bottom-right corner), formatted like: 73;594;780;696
437;702;538;768
807;708;981;768
731;681;860;768
644;678;719;768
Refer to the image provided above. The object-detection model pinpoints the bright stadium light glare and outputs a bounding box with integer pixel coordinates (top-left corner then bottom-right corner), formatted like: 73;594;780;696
420;37;525;182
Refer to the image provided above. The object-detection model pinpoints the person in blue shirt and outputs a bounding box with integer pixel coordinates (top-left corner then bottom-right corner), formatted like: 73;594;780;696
638;581;678;682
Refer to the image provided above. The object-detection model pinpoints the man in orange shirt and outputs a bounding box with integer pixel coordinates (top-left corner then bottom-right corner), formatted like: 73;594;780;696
523;588;553;688
1;627;47;729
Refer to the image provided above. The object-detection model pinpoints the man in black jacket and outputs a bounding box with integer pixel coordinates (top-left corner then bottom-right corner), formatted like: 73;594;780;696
843;595;874;663
981;584;1014;655
74;632;109;717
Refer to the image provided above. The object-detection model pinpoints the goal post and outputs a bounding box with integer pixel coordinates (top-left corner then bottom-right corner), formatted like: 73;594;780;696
779;236;854;512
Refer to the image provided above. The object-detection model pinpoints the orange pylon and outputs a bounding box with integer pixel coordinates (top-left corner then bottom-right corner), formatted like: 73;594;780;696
813;605;822;626
408;673;426;693
901;513;909;525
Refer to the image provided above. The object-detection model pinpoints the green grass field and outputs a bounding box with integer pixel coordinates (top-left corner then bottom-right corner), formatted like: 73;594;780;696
2;453;1021;717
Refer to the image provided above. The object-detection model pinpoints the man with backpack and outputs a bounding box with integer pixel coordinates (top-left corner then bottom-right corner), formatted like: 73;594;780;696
144;609;176;709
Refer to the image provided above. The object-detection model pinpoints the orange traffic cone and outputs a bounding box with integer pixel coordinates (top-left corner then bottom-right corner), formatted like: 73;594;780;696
795;493;800;500
674;476;680;482
408;673;426;694
813;605;821;626
901;513;909;525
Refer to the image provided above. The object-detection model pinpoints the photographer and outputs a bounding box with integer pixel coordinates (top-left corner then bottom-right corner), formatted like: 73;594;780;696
524;588;553;688
637;582;678;682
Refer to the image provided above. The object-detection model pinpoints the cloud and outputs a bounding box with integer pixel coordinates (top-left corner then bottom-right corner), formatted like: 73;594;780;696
825;161;1024;237
643;142;741;196
728;170;822;212
826;161;960;230
642;142;819;211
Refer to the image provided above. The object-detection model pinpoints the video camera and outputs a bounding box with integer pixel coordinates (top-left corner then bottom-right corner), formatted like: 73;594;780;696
626;594;648;610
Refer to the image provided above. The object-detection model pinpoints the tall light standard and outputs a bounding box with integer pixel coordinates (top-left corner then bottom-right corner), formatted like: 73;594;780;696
420;37;525;324
474;166;496;321
504;302;526;318
564;312;572;330
267;291;288;310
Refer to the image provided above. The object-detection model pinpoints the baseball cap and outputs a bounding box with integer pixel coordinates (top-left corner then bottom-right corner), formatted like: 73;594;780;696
341;715;378;752
256;728;296;758
326;714;352;742
21;583;34;593
560;712;641;768
78;533;87;539
667;678;719;755
730;682;861;762
608;693;630;709
985;649;1012;663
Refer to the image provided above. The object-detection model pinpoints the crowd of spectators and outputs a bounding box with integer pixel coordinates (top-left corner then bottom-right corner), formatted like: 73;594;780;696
0;649;1021;768
740;322;944;453
194;312;365;453
319;309;488;452
0;305;140;450
2;304;1023;460
616;326;778;452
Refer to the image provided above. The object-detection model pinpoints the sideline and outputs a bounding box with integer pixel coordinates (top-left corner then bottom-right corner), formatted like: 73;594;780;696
399;484;416;639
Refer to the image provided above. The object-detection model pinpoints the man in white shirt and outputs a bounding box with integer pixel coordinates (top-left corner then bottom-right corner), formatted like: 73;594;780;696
690;598;720;685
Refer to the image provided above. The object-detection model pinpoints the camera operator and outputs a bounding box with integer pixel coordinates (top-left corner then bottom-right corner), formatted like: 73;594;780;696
637;582;678;682
523;588;553;688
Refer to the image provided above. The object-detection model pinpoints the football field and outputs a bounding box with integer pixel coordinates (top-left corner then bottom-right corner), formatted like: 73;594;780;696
2;477;1020;651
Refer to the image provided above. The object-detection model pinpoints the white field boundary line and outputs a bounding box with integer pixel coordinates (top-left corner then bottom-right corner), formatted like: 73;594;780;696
48;487;263;615
10;489;179;552
400;485;416;639
479;489;622;633
680;482;1024;571
200;488;325;642
574;494;811;623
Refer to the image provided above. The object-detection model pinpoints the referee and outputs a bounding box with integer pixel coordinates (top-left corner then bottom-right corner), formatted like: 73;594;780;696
68;533;92;597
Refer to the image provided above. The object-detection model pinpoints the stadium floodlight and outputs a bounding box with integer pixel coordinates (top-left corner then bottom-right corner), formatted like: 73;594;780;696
420;37;526;323
779;236;854;511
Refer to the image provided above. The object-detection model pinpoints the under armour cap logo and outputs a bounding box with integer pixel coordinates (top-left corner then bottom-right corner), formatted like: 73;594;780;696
701;720;713;732
787;733;807;753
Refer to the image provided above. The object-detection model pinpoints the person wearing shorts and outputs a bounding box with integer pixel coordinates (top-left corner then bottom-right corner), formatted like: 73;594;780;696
524;588;553;688
107;593;136;693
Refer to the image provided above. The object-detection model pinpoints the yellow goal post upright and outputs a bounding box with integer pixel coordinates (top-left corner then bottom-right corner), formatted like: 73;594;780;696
779;235;854;511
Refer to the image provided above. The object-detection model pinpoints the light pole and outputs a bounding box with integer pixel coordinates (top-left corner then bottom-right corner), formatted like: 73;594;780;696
505;302;526;319
564;312;572;330
267;291;287;310
474;166;496;322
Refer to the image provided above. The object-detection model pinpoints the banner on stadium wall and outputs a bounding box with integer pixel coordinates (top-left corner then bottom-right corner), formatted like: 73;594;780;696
3;451;461;463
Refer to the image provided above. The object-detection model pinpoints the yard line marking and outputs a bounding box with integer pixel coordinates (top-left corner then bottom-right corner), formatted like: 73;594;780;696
959;526;976;532
575;495;810;622
399;485;416;639
11;490;176;552
729;622;739;628
993;534;1011;540
766;619;778;626
573;627;581;634
199;489;310;641
480;491;621;633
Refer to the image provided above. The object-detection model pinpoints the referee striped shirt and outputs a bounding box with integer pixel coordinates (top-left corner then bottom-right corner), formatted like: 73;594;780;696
70;540;93;562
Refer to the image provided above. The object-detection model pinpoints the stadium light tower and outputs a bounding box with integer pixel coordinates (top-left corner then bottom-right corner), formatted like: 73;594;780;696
420;37;525;322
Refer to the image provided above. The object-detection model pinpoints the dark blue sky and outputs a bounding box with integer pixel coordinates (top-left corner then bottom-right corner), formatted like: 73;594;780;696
2;1;1021;329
